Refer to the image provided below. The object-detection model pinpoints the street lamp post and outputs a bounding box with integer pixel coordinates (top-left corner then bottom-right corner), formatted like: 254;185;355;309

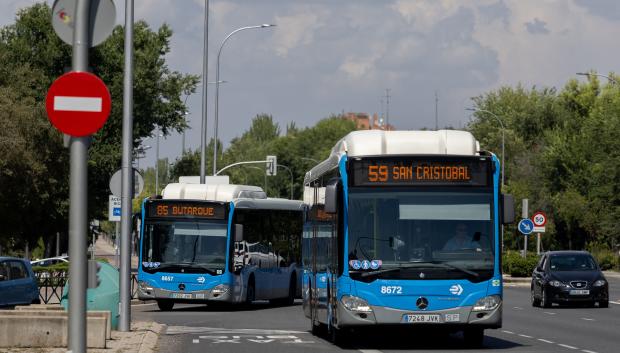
212;24;276;175
277;164;294;200
154;127;164;195
576;72;619;85
466;108;505;188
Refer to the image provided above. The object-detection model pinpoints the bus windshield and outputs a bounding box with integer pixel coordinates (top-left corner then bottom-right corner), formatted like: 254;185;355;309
142;220;228;274
348;188;494;280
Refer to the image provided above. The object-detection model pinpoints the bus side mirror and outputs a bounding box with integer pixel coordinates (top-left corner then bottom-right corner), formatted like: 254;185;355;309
502;194;515;224
325;184;338;214
234;224;244;242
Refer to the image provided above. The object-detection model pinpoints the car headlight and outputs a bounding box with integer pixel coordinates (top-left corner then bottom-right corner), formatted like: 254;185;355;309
472;295;501;311
138;280;153;291
593;280;606;287
212;284;230;295
341;295;373;312
550;280;564;287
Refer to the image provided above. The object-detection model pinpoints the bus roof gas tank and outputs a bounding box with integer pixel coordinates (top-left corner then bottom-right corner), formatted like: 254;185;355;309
162;183;266;202
335;130;480;157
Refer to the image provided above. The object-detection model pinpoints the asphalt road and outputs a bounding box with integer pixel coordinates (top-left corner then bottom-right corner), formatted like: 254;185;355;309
133;275;620;353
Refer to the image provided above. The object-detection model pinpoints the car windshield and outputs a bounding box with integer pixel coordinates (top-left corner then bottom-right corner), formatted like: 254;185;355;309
549;254;597;271
142;220;228;273
348;188;494;280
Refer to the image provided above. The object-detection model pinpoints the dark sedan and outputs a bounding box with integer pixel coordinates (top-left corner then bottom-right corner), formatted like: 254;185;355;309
531;251;608;308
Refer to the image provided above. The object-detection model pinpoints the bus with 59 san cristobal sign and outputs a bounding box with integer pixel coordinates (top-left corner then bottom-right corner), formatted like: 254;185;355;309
137;180;304;311
302;130;515;346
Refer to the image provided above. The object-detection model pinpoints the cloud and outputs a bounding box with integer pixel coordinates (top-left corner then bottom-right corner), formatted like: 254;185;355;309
390;0;461;32
272;6;329;57
525;18;550;34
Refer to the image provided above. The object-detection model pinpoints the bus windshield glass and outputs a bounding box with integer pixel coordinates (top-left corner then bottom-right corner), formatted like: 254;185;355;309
142;220;228;274
348;188;494;281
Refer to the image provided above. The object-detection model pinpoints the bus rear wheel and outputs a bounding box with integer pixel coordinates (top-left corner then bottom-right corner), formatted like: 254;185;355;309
157;300;174;311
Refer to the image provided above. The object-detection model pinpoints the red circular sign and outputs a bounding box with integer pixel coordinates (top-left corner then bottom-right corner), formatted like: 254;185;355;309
532;211;547;227
45;71;111;137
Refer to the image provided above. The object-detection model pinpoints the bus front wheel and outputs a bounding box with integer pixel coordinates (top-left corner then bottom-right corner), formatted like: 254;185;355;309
157;300;174;311
463;328;484;347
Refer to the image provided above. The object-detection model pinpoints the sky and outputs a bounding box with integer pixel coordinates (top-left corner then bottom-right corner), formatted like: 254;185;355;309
2;0;620;169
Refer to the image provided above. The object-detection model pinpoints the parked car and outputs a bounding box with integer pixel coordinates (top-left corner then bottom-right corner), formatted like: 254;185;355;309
30;255;69;267
0;257;40;307
531;251;608;308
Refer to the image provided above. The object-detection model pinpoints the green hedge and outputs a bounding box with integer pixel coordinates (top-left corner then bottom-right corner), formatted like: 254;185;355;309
32;262;69;274
503;251;539;277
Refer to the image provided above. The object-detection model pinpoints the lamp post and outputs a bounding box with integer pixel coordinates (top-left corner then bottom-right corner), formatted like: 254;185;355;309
277;164;294;200
466;108;505;188
212;24;276;175
154;127;164;195
576;72;618;85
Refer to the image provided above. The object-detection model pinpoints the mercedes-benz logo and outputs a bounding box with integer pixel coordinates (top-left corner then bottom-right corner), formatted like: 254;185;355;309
416;297;429;310
419;272;425;279
178;283;185;291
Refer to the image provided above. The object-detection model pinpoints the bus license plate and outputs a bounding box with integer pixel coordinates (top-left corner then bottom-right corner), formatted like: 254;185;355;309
403;314;441;323
171;292;192;299
569;289;589;295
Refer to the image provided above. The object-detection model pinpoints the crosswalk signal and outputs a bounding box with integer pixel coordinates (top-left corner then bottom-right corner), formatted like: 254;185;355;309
87;260;102;289
266;155;277;176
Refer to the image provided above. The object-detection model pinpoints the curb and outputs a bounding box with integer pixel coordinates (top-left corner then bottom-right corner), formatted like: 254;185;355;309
138;322;165;353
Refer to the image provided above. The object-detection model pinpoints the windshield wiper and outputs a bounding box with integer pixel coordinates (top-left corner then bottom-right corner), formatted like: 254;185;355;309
150;263;218;275
358;261;479;278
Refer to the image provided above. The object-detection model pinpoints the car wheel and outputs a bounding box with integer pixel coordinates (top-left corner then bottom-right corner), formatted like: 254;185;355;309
599;300;609;308
157;299;174;311
541;287;551;308
531;288;540;307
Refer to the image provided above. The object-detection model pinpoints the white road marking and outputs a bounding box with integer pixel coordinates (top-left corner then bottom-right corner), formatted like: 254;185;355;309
581;318;594;321
538;339;554;344
54;96;102;112
359;350;383;353
544;311;556;315
558;343;578;350
502;330;515;334
609;300;620;305
513;306;523;310
518;334;533;338
166;326;306;335
192;339;199;344
581;350;598;353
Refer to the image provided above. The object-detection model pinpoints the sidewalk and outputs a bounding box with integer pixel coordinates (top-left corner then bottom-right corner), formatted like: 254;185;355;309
0;321;164;353
95;235;138;269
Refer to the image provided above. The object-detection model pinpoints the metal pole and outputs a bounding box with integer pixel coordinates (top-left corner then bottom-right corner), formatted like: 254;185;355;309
199;0;210;183
56;232;60;257
537;233;541;255
522;199;528;258
212;25;276;175
277;164;294;199
156;130;160;193
69;1;90;351
115;222;120;268
119;0;134;332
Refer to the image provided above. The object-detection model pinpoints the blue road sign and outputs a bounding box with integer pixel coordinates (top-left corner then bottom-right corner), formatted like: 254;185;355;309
113;207;121;216
518;218;534;235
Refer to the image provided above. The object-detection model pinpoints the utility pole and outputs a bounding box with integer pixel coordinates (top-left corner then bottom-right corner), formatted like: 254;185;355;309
435;91;439;130
119;0;134;332
385;89;391;130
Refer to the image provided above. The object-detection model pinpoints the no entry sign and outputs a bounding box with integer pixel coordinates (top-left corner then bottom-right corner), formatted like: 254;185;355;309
45;71;111;137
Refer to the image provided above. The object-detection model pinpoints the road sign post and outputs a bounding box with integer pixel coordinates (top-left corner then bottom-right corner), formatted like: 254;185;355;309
522;199;528;258
532;211;547;255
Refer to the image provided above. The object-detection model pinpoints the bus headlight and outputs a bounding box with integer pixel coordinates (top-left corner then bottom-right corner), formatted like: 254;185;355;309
341;295;373;312
212;284;230;296
138;280;153;292
472;295;501;311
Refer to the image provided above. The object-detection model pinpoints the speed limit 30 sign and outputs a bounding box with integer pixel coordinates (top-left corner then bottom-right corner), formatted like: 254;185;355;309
532;211;546;232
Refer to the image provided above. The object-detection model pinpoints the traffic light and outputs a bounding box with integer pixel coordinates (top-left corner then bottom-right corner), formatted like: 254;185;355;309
266;155;277;176
87;260;102;289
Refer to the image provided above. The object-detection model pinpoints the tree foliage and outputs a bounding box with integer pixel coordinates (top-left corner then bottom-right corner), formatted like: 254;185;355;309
0;3;197;254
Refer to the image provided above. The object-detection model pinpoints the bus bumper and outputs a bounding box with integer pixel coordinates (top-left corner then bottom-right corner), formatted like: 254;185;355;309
137;283;233;303
337;302;502;329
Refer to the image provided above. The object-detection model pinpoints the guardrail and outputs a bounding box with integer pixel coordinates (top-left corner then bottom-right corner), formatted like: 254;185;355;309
35;271;139;304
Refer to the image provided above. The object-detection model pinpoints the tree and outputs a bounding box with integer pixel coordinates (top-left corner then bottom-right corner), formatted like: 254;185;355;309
0;3;198;253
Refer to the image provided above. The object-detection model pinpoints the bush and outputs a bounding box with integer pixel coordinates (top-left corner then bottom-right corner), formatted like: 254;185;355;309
503;251;539;277
591;250;616;271
32;262;69;274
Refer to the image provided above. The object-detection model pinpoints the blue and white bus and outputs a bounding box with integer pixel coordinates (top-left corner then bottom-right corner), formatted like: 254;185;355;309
302;130;514;346
137;182;304;311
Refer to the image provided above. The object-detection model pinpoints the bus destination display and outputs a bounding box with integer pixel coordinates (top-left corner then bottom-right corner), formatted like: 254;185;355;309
351;158;490;187
147;201;226;219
